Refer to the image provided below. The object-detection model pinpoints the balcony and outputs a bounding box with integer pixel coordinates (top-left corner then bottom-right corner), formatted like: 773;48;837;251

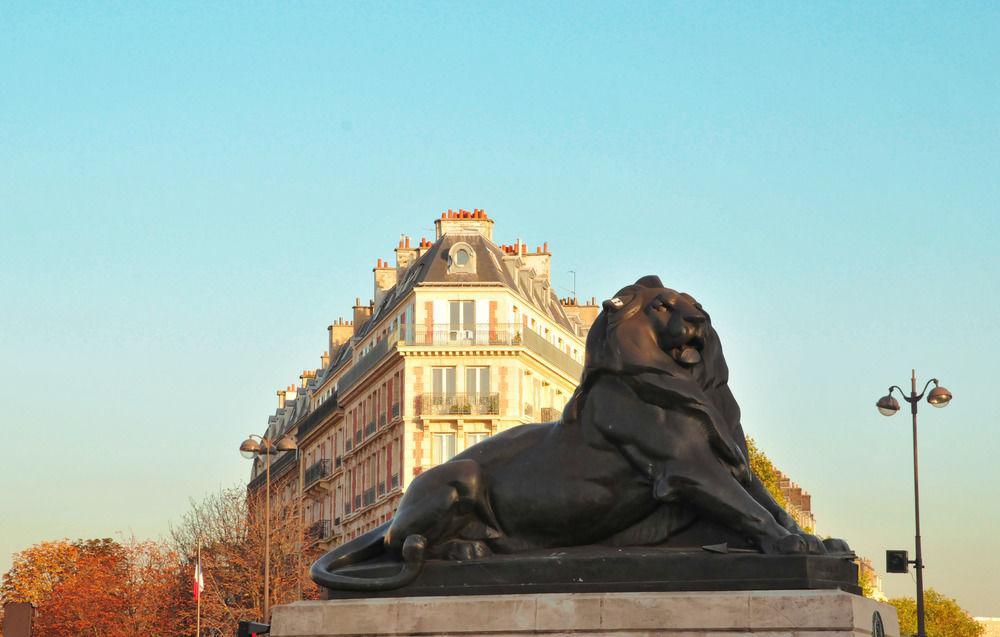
418;393;500;416
391;474;399;489
338;337;392;395
306;519;330;542
354;430;362;445
378;481;386;496
363;488;376;507
304;459;332;489
364;421;376;437
334;456;343;469
378;413;387;428
402;323;522;347
345;438;353;451
391;402;400;419
520;328;583;380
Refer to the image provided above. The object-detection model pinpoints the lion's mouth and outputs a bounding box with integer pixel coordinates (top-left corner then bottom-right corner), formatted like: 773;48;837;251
673;337;704;366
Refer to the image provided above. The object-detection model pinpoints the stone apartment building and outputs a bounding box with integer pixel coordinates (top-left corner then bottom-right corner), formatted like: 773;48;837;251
247;210;597;557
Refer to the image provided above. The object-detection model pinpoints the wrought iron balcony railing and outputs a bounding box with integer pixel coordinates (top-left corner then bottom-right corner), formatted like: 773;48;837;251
304;459;332;488
391;402;400;419
391;474;400;489
418;393;500;416
401;323;522;347
306;519;330;541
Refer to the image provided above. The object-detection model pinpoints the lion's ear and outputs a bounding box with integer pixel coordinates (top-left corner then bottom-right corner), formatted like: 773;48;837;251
602;298;624;312
634;275;664;288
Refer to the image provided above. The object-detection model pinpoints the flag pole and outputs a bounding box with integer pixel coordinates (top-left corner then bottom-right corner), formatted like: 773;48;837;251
196;538;202;637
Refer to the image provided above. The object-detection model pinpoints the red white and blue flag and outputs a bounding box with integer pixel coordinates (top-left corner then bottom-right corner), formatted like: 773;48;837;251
193;559;205;601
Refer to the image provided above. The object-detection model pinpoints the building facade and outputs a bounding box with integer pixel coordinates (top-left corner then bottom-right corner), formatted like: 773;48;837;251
248;210;595;559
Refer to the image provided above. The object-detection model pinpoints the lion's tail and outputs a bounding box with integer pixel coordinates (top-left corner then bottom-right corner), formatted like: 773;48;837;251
310;523;427;592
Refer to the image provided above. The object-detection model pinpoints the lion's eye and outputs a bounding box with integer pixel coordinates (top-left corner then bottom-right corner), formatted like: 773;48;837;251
654;302;668;312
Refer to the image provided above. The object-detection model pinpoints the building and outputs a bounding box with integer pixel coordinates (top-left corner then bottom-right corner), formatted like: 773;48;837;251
977;618;1000;637
248;210;594;561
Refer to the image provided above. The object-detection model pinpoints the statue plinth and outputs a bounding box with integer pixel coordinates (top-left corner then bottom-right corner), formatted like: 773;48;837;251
270;589;899;637
320;546;861;599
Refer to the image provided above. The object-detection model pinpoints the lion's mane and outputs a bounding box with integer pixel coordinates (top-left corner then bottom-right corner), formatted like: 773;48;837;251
562;275;748;473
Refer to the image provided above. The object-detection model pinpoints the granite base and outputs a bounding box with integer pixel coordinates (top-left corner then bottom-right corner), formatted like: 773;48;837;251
270;589;899;637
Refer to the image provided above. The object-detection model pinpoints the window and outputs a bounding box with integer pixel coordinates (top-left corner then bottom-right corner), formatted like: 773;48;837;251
432;367;456;398
447;242;476;274
449;301;475;340
467;432;487;447
432;433;456;465
465;367;490;397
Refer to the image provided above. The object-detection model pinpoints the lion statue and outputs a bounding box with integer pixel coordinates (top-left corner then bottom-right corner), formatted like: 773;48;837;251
311;275;849;591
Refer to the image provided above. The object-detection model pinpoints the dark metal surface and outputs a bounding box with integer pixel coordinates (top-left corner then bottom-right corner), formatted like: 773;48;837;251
323;546;861;599
311;276;852;594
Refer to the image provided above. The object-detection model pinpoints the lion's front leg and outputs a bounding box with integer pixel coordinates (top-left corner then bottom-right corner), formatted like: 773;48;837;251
658;458;807;555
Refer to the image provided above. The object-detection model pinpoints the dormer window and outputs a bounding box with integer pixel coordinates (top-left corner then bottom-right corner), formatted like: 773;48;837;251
447;242;477;274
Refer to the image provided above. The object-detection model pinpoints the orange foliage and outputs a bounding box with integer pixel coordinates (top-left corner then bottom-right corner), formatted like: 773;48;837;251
3;539;187;637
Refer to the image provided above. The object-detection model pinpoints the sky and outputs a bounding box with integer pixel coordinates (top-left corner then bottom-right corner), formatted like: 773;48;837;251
1;0;998;616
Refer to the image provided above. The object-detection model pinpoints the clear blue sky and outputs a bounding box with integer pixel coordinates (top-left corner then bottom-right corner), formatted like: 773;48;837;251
2;1;998;615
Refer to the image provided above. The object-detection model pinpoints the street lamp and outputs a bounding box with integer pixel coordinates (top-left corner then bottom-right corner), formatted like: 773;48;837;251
876;370;952;637
239;433;296;622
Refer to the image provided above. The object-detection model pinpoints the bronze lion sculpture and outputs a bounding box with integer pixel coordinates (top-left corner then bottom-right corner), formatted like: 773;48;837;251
311;275;849;591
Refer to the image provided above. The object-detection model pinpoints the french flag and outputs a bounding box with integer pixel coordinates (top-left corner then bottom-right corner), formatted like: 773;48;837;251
193;560;205;601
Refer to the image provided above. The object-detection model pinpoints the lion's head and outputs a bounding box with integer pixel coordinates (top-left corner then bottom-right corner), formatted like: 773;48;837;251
581;275;728;385
562;275;739;439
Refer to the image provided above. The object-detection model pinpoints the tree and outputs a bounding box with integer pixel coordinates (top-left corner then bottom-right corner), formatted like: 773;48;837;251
2;538;186;637
745;437;788;510
1;540;81;608
888;588;984;637
169;484;307;635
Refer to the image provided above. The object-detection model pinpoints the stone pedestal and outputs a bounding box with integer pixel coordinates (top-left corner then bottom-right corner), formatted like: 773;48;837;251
270;589;899;637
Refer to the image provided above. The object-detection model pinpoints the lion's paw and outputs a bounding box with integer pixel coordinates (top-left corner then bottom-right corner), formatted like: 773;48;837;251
762;534;807;555
436;539;492;561
822;537;852;554
799;534;828;555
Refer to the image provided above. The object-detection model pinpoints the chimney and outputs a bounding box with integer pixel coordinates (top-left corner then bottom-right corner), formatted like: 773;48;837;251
299;369;316;388
374;258;397;306
285;383;298;402
328;317;353;355
433;208;494;240
417;236;433;258
277;389;287;409
321;351;330;368
395;235;418;272
520;241;551;283
353;297;372;335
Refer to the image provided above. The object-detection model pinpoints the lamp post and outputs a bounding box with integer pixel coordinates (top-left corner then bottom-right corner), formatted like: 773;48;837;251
876;370;952;637
240;433;297;622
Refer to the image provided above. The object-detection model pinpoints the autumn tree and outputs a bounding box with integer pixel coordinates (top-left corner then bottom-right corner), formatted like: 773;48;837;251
2;538;187;637
1;540;80;609
745;437;788;509
169;483;307;635
888;588;984;637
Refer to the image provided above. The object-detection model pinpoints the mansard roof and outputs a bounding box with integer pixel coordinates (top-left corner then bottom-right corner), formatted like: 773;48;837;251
354;232;575;341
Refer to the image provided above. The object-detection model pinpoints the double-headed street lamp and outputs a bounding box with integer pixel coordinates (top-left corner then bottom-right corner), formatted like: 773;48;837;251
240;433;297;622
876;370;952;637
